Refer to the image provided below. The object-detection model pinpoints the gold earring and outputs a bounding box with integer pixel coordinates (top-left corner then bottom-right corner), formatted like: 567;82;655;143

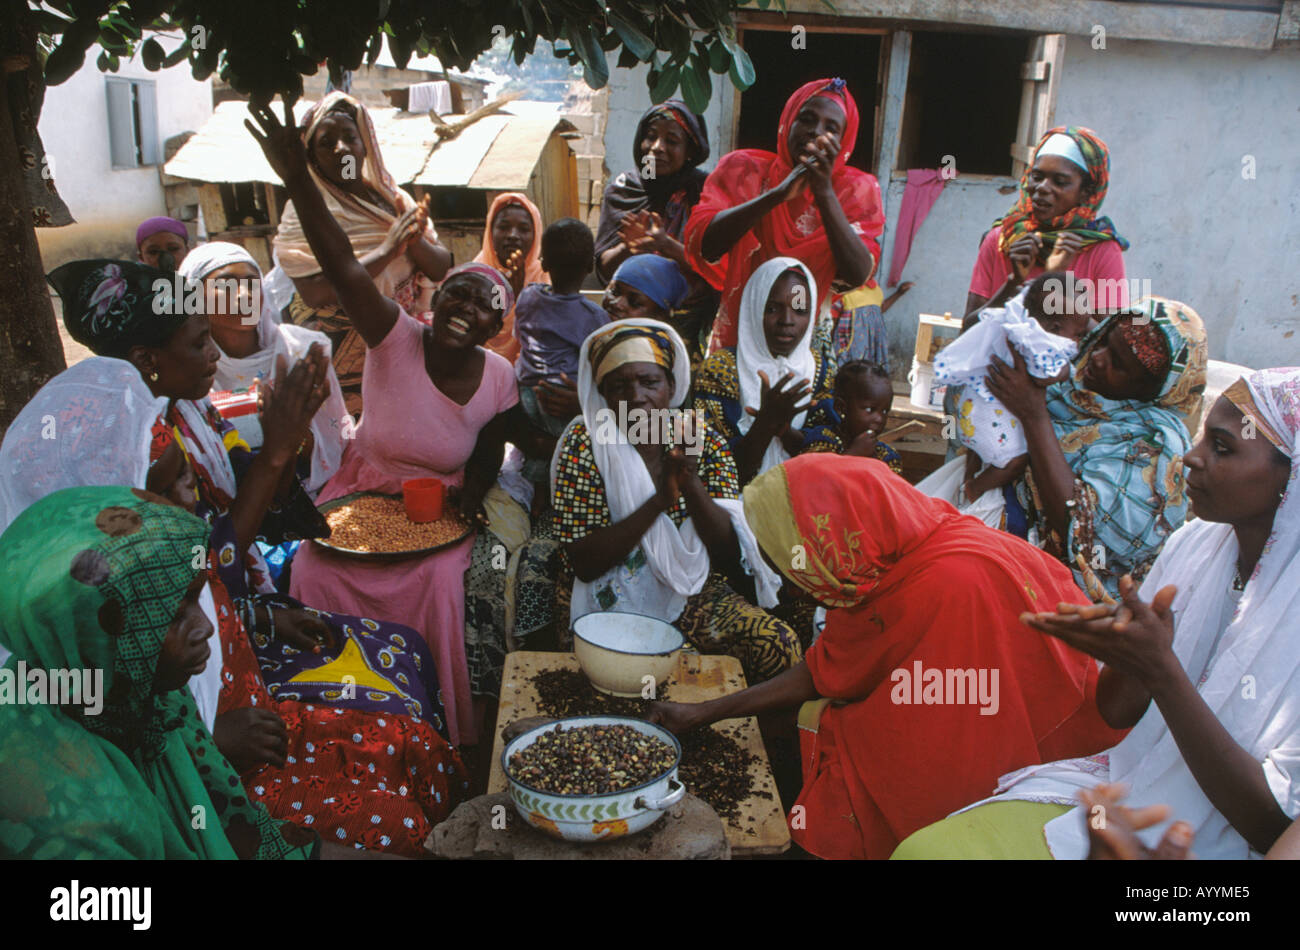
149;371;159;382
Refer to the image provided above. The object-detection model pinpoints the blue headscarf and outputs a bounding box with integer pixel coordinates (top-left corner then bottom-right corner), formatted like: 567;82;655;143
611;255;691;314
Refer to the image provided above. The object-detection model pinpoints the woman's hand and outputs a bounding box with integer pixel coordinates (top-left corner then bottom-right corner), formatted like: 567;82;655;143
773;165;810;204
245;98;308;185
213;707;288;773
746;370;812;435
448;483;490;528
1006;232;1043;282
657;446;700;511
1045;230;1083;272
269;606;338;654
259;344;330;466
1021;574;1180;686
647;700;713;736
620;210;687;264
1079;782;1195;860
985;348;1049;423
381;197;430;257
800;132;840;198
536;374;580;419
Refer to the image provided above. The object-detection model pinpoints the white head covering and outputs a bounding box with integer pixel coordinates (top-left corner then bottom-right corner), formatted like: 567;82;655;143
1036;132;1088;174
735;257;818;477
178;241;281;342
554;318;780;624
977;368;1300;859
0;357;167;533
179;241;348;493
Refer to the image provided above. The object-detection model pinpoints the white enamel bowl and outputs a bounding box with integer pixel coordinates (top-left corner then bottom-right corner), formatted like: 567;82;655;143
572;611;684;697
503;715;686;842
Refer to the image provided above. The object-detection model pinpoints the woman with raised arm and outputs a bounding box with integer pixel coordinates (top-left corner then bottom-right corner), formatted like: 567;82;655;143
893;369;1300;860
683;78;883;352
249;100;523;748
274;91;453;415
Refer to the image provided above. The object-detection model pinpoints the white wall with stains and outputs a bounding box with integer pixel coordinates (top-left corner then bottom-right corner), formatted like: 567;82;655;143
605;33;1300;372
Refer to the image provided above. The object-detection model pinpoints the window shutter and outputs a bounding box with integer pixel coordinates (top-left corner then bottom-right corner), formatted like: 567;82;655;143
106;78;137;168
1011;34;1065;178
136;81;160;166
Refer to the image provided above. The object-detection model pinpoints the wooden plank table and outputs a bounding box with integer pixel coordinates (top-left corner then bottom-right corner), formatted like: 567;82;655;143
488;651;790;857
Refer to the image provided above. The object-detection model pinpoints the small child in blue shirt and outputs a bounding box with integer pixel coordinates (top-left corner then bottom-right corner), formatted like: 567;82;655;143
514;218;608;483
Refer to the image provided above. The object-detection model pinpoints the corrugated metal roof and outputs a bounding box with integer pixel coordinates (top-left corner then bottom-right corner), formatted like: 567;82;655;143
164;100;572;190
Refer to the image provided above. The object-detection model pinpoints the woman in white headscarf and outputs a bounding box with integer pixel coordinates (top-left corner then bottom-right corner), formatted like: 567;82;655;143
894;367;1300;860
549;318;800;684
180;241;348;493
693;257;840;486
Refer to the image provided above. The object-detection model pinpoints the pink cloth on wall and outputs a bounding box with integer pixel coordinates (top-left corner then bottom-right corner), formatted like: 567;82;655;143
886;169;947;287
290;311;519;746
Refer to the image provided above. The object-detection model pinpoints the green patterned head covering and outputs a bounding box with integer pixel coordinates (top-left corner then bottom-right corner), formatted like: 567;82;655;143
0;487;315;859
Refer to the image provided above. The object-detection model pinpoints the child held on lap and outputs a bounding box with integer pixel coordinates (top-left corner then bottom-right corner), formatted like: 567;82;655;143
514;218;609;485
943;274;1083;501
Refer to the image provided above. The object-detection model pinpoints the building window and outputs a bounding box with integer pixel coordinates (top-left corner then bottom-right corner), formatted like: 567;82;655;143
106;77;160;169
896;31;1029;177
735;26;885;175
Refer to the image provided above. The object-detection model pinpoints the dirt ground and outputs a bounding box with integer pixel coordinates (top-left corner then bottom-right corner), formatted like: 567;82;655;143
51;295;94;367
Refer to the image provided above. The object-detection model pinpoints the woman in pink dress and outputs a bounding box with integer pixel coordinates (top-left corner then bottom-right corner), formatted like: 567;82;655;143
964;125;1128;323
249;102;519;748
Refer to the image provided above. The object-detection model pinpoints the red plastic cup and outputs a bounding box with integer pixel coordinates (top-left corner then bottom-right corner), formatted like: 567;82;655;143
402;478;444;523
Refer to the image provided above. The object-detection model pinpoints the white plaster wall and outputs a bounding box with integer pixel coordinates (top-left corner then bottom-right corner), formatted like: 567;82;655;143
605;35;1300;373
37;47;213;267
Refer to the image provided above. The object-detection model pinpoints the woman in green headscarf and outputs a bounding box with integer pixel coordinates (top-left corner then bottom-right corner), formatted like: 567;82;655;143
0;485;317;859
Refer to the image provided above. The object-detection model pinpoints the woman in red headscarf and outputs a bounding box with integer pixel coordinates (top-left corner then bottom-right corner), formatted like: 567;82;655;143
684;78;884;351
649;453;1127;859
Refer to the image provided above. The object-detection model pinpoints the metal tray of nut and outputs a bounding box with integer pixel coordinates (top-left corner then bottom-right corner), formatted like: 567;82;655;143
313;491;473;561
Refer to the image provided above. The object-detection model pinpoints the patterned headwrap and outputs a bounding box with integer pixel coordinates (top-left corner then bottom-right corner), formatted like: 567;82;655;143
0;486;315;859
1223;374;1295;454
441;261;515;319
1117;317;1171;378
587;321;677;386
48;258;185;359
995;125;1130;258
611;255;692;313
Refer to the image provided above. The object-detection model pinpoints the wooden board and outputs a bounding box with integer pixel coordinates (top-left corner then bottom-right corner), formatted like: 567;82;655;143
488;651;790;857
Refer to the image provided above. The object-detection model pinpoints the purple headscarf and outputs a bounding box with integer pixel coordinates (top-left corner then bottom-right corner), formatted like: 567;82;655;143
135;216;189;247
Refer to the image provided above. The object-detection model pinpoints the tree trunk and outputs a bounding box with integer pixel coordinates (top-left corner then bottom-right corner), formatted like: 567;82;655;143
0;21;67;438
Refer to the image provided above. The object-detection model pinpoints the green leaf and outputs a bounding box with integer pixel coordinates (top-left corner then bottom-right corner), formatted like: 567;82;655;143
727;45;756;90
707;39;729;74
162;41;190;68
607;10;655;61
616;46;639;69
569;23;609;89
141;38;165;70
649;62;680;104
679;51;712;114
